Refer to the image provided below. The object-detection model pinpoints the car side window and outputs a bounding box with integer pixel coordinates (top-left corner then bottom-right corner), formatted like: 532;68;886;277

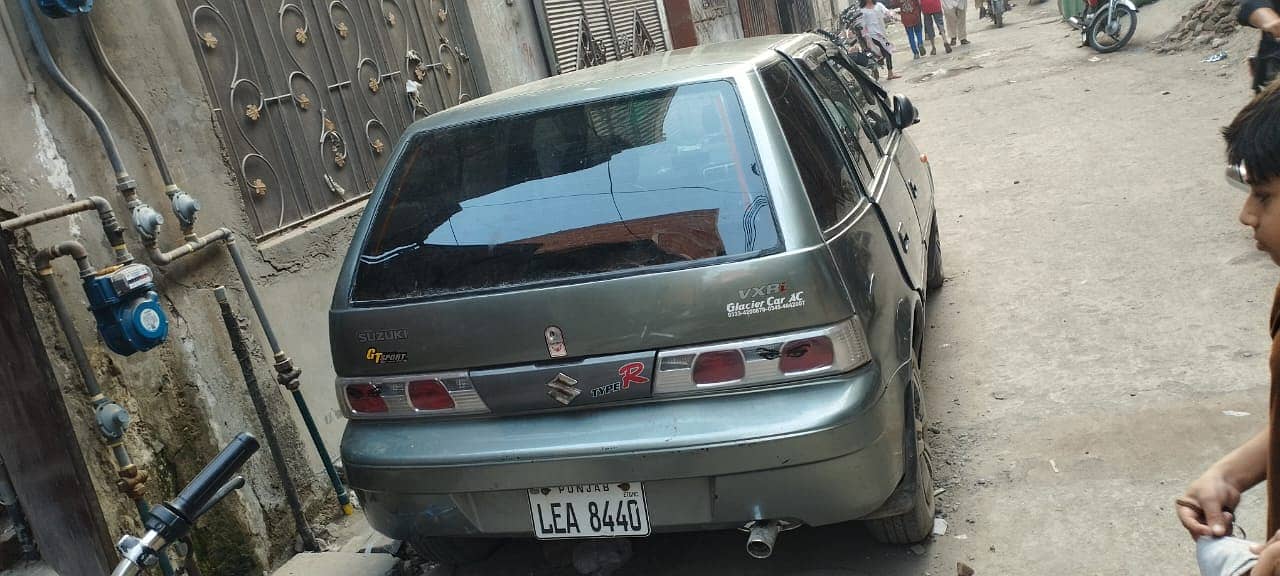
798;60;878;183
830;60;894;155
760;60;863;230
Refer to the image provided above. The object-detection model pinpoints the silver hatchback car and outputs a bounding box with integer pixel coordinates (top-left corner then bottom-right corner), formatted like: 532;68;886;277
331;34;943;564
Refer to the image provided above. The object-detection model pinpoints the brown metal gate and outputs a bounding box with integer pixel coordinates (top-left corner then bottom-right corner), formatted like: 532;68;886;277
180;0;481;239
738;0;782;36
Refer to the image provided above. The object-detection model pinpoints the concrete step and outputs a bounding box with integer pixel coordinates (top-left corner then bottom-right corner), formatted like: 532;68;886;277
271;552;398;576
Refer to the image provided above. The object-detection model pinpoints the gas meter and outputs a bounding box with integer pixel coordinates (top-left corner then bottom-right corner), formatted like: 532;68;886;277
83;264;168;356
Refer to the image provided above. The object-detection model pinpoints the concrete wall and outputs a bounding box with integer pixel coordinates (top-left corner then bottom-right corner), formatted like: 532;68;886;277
690;0;747;44
0;2;336;573
462;1;552;93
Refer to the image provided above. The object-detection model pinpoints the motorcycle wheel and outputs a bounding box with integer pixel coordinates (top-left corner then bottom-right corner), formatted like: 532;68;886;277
1086;4;1136;53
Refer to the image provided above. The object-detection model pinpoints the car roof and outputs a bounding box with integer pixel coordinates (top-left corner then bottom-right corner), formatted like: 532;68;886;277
407;35;816;133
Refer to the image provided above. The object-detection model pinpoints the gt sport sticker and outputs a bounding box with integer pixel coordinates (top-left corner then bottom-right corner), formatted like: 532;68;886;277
727;283;806;319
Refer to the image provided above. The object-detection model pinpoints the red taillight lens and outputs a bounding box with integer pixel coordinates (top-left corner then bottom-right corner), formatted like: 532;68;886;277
407;379;455;411
346;383;388;413
779;336;835;374
692;350;746;385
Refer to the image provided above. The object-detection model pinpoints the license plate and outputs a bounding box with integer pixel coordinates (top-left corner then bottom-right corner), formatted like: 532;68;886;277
528;482;650;539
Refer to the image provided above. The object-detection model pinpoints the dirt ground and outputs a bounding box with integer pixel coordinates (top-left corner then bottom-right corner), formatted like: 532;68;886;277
430;2;1280;575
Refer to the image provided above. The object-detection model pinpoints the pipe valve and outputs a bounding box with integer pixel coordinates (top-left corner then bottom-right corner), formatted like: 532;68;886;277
130;203;164;241
169;189;201;227
96;401;131;440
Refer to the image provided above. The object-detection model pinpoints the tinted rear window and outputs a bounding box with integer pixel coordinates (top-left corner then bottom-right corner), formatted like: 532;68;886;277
351;81;779;302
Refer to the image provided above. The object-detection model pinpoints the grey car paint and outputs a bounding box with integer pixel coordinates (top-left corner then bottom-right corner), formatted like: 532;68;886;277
332;34;934;540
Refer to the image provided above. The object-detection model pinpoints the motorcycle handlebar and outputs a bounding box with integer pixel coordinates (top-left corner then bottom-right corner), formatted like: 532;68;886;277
168;432;259;521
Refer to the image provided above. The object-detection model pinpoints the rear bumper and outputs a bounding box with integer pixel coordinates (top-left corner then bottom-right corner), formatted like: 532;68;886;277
342;362;906;538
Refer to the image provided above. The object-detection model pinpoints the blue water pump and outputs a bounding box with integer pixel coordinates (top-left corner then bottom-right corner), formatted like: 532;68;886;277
83;263;168;356
37;0;93;18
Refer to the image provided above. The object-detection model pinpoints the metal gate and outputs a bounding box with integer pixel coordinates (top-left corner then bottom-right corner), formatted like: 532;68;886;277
534;0;669;75
181;0;480;238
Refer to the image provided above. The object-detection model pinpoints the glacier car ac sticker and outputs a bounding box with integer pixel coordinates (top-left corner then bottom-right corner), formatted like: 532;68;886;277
726;283;806;319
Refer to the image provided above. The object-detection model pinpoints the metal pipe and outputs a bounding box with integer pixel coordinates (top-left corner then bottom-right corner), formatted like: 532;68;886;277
36;246;175;576
80;17;173;189
0;454;38;560
3;196;134;264
225;237;352;515
745;520;780;559
214;286;318;551
145;228;230;267
18;0;127;181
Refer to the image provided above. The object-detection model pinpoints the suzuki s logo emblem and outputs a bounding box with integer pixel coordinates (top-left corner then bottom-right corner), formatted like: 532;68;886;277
546;372;581;405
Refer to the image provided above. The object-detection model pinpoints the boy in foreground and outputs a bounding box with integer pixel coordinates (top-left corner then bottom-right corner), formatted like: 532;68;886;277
1180;82;1280;575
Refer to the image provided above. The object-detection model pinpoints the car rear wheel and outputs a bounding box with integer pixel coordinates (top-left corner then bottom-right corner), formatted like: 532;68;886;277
865;358;935;544
926;221;944;291
407;534;502;566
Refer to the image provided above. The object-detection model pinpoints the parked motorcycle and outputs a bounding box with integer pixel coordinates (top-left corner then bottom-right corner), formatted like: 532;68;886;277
1068;0;1138;53
814;25;882;81
111;433;259;575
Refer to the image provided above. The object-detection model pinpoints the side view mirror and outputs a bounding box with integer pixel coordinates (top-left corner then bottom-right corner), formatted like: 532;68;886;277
892;94;919;129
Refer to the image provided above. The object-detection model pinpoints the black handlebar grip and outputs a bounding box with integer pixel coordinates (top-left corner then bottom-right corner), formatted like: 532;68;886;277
169;432;259;521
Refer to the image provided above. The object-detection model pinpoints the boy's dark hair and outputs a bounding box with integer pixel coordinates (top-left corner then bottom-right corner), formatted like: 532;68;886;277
1225;81;1280;184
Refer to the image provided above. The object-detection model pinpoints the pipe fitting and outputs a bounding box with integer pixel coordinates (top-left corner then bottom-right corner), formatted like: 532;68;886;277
35;240;94;277
146;227;230;266
95;401;132;441
274;356;302;391
116;464;148;500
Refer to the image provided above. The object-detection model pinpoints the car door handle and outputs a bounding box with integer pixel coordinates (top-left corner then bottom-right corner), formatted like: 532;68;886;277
897;222;910;252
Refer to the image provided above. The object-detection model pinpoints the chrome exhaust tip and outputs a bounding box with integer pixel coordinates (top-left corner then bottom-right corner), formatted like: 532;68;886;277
746;520;780;559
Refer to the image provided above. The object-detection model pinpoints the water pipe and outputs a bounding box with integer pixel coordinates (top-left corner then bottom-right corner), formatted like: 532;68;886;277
1;195;133;264
80;16;200;230
17;0;163;241
18;0;352;516
33;240;175;576
214;286;319;552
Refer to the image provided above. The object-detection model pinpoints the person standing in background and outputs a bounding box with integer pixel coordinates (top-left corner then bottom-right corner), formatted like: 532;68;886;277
901;0;925;59
921;0;953;55
943;0;970;46
858;0;903;78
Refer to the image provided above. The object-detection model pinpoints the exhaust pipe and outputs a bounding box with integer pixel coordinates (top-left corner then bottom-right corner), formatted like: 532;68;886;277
746;520;781;559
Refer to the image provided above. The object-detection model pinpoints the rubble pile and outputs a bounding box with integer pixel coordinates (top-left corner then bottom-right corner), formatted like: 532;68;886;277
1155;0;1241;52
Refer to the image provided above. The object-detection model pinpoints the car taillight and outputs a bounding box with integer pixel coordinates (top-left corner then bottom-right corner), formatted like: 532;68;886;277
337;372;489;419
408;379;455;411
345;383;388;414
654;319;871;395
692;350;746;385
779;336;834;374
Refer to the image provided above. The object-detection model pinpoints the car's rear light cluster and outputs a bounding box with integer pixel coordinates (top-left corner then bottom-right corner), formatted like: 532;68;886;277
337;372;489;419
654;319;871;395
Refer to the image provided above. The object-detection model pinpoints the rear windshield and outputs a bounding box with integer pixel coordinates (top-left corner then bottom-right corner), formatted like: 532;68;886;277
351;80;779;302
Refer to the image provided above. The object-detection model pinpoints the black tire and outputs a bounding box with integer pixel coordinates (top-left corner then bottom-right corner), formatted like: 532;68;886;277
407;534;502;566
926;221;944;291
865;357;935;544
1086;4;1136;53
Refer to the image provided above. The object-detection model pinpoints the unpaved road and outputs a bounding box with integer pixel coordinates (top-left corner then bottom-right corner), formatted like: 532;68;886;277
443;2;1278;574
